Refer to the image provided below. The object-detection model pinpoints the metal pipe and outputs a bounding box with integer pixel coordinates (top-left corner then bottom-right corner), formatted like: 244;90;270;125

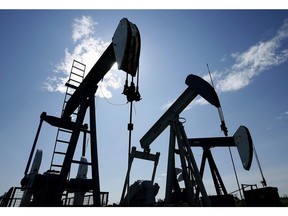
89;95;101;206
24;112;45;175
253;143;267;187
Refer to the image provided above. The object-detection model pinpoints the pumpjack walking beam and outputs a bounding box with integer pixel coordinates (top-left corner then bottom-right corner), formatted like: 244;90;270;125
140;74;220;152
140;74;222;206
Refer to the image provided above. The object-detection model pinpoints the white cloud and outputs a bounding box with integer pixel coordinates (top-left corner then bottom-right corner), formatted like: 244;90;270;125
193;97;209;106
160;19;288;110
72;16;97;42
220;54;227;62
160;99;175;111
276;110;288;121
160;98;193;112
43;16;123;98
216;18;288;93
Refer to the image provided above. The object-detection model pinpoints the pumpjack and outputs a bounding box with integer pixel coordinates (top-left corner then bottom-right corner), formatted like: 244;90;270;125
19;18;142;207
139;74;254;206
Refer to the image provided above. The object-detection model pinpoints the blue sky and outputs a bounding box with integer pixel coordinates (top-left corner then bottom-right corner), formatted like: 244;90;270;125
1;8;288;206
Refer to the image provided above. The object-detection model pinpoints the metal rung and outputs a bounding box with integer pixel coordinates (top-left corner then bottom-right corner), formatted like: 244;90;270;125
59;128;73;133
54;151;66;155
73;59;85;66
73;63;85;69
62;111;79;116
56;139;70;144
65;82;78;89
69;78;81;84
51;164;63;168
71;70;85;77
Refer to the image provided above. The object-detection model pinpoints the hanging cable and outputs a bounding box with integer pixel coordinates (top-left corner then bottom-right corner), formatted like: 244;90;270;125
98;82;127;106
228;146;243;200
207;63;243;200
253;143;267;187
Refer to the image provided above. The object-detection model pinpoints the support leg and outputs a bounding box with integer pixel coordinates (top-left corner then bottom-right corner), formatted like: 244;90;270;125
89;95;101;206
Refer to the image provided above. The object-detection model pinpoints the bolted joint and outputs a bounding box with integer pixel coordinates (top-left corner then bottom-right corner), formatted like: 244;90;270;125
122;82;142;102
128;123;134;131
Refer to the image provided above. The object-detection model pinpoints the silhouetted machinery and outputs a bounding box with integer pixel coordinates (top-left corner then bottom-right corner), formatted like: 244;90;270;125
139;74;255;206
20;18;142;207
119;147;160;206
1;18;281;207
